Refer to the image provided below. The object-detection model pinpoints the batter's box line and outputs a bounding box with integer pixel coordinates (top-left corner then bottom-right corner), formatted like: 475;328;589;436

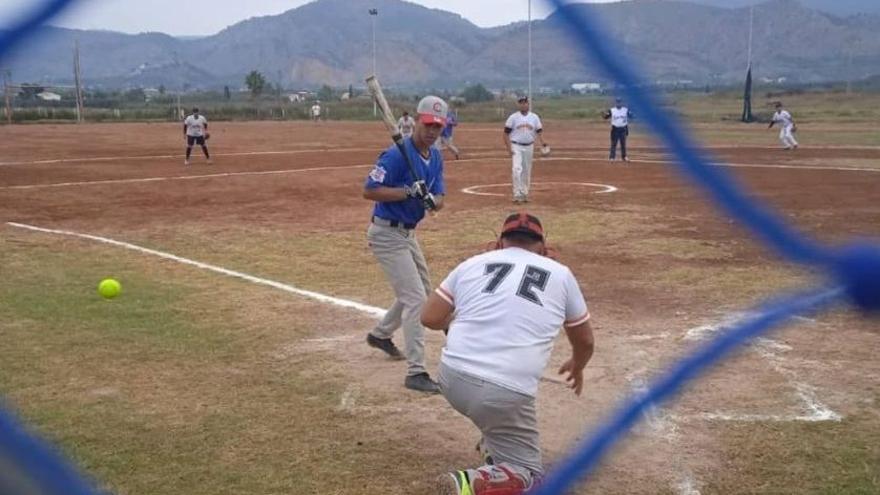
683;314;842;423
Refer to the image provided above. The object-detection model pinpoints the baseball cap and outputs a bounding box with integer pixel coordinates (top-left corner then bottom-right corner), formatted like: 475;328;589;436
417;95;448;125
517;95;529;103
501;212;544;242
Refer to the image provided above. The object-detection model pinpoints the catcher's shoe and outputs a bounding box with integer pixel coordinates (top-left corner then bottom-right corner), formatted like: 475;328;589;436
366;334;405;360
436;465;532;495
474;438;494;465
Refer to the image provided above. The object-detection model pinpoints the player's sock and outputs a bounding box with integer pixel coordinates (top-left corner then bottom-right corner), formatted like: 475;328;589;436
202;147;210;159
186;147;192;160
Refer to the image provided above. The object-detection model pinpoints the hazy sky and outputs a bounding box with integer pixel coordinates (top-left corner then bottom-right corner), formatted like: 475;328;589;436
0;0;618;36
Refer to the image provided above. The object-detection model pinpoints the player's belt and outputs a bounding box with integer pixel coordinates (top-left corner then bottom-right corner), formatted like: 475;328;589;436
372;216;416;230
511;141;534;146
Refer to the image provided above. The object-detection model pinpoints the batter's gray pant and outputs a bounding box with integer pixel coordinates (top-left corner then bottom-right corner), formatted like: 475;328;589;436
439;362;543;476
511;143;534;200
367;222;432;376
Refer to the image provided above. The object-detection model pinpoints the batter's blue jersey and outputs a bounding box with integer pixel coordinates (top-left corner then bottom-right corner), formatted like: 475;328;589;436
365;138;446;226
442;111;458;138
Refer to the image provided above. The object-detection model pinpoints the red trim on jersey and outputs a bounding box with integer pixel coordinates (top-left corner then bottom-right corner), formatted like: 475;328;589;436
564;311;590;327
436;286;454;305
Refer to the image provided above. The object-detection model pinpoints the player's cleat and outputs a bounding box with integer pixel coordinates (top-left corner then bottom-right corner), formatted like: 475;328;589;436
206;158;213;164
623;157;631;162
436;465;532;495
366;334;405;360
404;372;441;394
184;159;190;165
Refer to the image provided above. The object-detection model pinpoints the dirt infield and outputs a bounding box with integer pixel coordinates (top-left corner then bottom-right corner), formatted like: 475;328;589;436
1;120;879;494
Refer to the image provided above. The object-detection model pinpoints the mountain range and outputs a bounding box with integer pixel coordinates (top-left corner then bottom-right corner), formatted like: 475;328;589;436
3;0;879;90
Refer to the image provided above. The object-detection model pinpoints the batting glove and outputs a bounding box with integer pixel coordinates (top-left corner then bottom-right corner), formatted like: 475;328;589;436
404;180;428;199
422;193;437;211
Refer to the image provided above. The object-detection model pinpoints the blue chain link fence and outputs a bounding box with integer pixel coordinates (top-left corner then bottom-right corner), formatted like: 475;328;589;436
1;1;878;494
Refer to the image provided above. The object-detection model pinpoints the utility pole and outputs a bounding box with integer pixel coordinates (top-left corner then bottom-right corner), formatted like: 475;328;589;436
528;0;532;111
3;69;11;125
369;8;378;117
73;39;84;123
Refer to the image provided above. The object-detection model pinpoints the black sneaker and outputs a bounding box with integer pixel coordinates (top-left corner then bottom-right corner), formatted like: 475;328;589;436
404;372;441;394
366;334;405;360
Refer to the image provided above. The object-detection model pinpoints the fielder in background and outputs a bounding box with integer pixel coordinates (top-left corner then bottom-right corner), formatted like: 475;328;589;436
503;96;548;204
769;102;798;150
439;105;461;160
602;97;632;162
183;107;211;165
398;110;416;138
423;212;595;495
311;100;322;122
363;95;449;394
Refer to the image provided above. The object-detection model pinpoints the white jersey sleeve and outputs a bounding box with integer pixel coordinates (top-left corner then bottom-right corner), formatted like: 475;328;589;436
504;113;517;130
563;268;590;327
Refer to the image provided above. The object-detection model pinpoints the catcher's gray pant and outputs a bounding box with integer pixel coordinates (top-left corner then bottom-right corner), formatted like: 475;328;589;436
779;125;798;149
439;362;543;477
511;143;534;200
367;222;432;376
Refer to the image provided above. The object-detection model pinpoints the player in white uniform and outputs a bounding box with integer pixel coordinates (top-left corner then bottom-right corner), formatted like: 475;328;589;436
503;96;548;204
397;111;416;138
422;212;595;495
602;97;632;162
311;101;322;122
183;107;210;165
769;102;798;150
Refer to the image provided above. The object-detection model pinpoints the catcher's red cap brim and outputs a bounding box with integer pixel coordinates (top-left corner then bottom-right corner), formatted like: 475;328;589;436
501;212;544;241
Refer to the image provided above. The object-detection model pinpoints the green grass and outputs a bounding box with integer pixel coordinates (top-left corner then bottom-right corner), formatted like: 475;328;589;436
0;235;448;494
706;416;880;494
9;89;880;127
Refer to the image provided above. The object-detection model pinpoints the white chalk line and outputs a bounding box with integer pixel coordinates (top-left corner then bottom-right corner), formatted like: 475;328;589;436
626;374;699;495
0;147;382;167
462;181;618;197
0;163;373;190
3;151;877;191
7;220;841;425
5;222;386;318
684;313;841;422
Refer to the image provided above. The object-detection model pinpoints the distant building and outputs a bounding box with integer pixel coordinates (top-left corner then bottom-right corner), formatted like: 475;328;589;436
287;90;313;103
571;82;601;93
143;88;161;101
36;91;61;101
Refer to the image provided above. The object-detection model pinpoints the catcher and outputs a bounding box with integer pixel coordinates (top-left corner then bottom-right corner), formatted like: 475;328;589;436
421;212;595;495
183;107;211;165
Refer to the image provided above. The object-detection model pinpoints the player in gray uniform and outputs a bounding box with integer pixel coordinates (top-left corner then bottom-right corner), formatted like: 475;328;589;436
423;212;595;495
363;95;449;394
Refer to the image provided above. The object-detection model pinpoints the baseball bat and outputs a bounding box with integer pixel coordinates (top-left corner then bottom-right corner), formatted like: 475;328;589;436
365;75;423;186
